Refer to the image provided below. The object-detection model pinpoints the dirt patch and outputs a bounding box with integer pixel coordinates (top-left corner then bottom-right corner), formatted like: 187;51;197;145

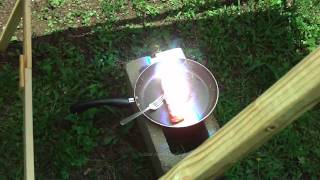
0;0;47;41
0;0;17;32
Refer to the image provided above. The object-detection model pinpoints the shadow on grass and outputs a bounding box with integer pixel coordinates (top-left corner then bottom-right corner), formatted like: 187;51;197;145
1;5;316;179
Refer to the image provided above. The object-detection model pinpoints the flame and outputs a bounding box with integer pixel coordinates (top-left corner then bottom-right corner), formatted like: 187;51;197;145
156;60;191;123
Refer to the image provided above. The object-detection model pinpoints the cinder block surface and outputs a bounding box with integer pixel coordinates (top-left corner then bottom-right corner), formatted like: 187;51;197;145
125;57;220;177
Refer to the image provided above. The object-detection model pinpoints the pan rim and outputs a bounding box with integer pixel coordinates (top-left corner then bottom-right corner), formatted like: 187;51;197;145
133;58;219;128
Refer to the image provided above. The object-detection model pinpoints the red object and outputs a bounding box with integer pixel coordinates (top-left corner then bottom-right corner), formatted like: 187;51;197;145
167;104;184;123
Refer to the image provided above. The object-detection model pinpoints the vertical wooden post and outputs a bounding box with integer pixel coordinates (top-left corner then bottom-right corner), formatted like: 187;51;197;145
19;55;25;88
23;0;32;68
23;68;34;180
22;0;34;179
0;0;34;178
161;47;320;179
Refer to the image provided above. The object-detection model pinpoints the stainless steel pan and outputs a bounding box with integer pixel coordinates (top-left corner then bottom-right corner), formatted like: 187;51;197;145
70;59;219;128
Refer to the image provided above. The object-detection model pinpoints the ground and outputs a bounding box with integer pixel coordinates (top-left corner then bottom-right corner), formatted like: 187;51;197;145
0;0;319;179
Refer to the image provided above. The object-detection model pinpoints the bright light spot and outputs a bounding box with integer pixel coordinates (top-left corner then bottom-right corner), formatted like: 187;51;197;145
156;59;191;123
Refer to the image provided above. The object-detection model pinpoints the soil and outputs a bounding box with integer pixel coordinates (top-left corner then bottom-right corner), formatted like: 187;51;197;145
0;1;155;179
0;0;47;40
0;0;16;31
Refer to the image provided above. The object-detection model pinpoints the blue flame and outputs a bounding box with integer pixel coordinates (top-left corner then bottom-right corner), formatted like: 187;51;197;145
145;56;152;65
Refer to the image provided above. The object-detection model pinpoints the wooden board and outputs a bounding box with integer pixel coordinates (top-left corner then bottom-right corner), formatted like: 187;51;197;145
23;68;35;180
0;0;22;52
161;47;320;179
23;0;32;68
23;1;34;179
19;55;25;89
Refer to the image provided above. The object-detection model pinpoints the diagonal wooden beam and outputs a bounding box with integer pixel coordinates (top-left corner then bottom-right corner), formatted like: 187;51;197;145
0;0;22;52
0;0;35;179
161;47;320;179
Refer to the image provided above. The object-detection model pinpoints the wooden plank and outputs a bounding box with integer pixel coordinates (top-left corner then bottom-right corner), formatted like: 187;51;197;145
24;68;34;180
23;0;34;179
23;0;33;68
161;47;320;179
0;0;22;52
19;55;25;89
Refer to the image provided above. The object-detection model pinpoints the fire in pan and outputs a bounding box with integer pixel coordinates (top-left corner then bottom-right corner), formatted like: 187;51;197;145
70;59;219;128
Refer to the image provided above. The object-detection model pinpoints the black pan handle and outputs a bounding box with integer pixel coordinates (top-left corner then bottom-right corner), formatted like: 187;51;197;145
70;98;134;113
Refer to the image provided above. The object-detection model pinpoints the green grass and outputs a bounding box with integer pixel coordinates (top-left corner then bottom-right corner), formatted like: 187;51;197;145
48;0;65;8
0;0;319;179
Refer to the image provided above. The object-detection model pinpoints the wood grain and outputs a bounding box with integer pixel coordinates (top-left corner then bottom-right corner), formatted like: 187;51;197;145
161;47;320;179
24;68;34;180
19;55;25;89
23;0;32;68
0;0;22;52
23;1;34;179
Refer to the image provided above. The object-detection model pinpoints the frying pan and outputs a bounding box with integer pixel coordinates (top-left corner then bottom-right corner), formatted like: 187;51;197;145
70;59;219;128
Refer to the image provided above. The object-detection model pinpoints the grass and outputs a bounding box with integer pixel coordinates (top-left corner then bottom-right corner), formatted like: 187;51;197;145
0;0;319;179
48;0;66;8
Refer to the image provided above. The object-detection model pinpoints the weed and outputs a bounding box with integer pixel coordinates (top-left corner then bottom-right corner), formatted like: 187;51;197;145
100;0;127;22
48;0;65;8
0;0;319;179
132;0;161;17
